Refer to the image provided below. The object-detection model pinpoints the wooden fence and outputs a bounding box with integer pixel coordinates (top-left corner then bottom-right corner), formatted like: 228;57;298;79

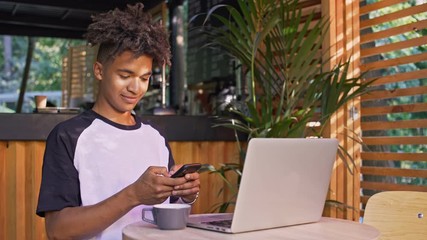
359;0;427;215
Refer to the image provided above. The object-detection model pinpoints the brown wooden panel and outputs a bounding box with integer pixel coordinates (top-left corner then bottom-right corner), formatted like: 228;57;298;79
361;86;427;101
361;102;427;116
361;36;427;58
361;152;427;161
361;181;427;192
361;119;427;131
361;166;427;178
367;69;427;86
360;0;407;15
361;20;427;44
0;142;6;240
168;141;240;214
362;136;427;145
0;141;48;240
361;52;427;72
360;3;427;30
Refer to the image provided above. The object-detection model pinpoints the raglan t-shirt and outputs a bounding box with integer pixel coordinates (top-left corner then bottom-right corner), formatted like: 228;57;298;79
36;109;175;239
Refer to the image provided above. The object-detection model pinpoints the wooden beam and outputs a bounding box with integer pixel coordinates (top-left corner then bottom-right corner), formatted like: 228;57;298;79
360;3;427;30
362;152;427;161
361;86;427;101
361;103;427;116
361;119;427;131
361;166;427;178
361;181;427;192
366;69;427;86
361;19;427;44
362;136;427;145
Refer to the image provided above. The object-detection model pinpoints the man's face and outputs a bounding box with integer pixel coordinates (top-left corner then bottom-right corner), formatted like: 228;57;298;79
94;51;153;114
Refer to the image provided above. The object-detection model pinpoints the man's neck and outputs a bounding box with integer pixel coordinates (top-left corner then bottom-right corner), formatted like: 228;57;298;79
92;104;136;126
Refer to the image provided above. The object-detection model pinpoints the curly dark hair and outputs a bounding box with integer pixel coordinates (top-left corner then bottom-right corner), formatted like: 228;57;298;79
84;3;171;66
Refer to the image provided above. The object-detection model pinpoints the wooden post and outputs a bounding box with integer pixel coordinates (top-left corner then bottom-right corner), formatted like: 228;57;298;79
322;0;361;221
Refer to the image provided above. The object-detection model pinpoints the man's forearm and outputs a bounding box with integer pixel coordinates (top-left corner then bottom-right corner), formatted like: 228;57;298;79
45;185;138;239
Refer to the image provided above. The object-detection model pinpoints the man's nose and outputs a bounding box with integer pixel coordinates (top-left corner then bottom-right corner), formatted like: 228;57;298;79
127;78;140;93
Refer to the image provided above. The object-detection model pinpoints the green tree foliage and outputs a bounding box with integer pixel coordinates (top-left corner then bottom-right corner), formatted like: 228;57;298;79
0;36;84;93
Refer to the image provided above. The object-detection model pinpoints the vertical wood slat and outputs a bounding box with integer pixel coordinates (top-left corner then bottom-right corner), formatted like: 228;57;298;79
335;0;345;221
349;0;361;221
15;142;26;240
0;141;7;239
322;0;361;221
34;142;46;239
5;141;17;240
321;0;337;219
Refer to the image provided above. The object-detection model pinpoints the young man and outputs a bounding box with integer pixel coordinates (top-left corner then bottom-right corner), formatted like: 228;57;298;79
36;3;200;239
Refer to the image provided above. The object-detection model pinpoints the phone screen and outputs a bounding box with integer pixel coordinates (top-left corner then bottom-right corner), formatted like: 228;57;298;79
171;163;201;178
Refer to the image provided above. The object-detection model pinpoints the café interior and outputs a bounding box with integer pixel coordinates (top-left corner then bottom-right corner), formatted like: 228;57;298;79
0;0;425;239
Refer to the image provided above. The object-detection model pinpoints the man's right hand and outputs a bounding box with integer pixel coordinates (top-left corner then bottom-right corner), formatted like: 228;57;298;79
129;166;187;205
44;166;188;239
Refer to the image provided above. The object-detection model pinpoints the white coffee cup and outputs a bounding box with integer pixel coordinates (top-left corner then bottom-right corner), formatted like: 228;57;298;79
142;204;191;230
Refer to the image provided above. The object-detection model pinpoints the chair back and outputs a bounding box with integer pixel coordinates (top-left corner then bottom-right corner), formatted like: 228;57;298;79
364;191;427;240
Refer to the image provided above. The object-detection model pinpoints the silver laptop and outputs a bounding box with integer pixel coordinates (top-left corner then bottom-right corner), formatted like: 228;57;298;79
187;138;339;233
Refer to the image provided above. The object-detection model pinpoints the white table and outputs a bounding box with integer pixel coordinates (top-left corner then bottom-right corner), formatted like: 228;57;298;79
123;217;380;240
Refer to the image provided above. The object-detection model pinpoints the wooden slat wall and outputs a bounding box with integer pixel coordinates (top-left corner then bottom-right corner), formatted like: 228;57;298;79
0;140;239;240
321;0;361;221
359;0;427;215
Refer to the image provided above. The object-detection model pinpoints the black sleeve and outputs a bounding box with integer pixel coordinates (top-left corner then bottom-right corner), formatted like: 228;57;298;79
36;125;81;217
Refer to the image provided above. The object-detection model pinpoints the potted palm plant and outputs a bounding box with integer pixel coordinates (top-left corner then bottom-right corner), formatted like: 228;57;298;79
194;0;373;212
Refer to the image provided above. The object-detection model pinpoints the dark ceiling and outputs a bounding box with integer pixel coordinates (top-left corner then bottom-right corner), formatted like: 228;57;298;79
0;0;165;39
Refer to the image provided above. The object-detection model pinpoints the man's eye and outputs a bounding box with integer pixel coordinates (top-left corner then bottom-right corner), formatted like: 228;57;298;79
120;75;130;79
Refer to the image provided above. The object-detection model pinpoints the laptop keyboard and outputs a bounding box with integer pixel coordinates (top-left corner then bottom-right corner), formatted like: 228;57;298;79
202;219;232;228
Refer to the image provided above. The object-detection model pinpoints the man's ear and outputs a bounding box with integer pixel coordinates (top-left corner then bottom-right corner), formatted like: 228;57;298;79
93;62;103;81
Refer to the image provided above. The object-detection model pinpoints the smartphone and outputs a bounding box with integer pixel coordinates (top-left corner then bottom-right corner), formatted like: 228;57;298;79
171;163;202;178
